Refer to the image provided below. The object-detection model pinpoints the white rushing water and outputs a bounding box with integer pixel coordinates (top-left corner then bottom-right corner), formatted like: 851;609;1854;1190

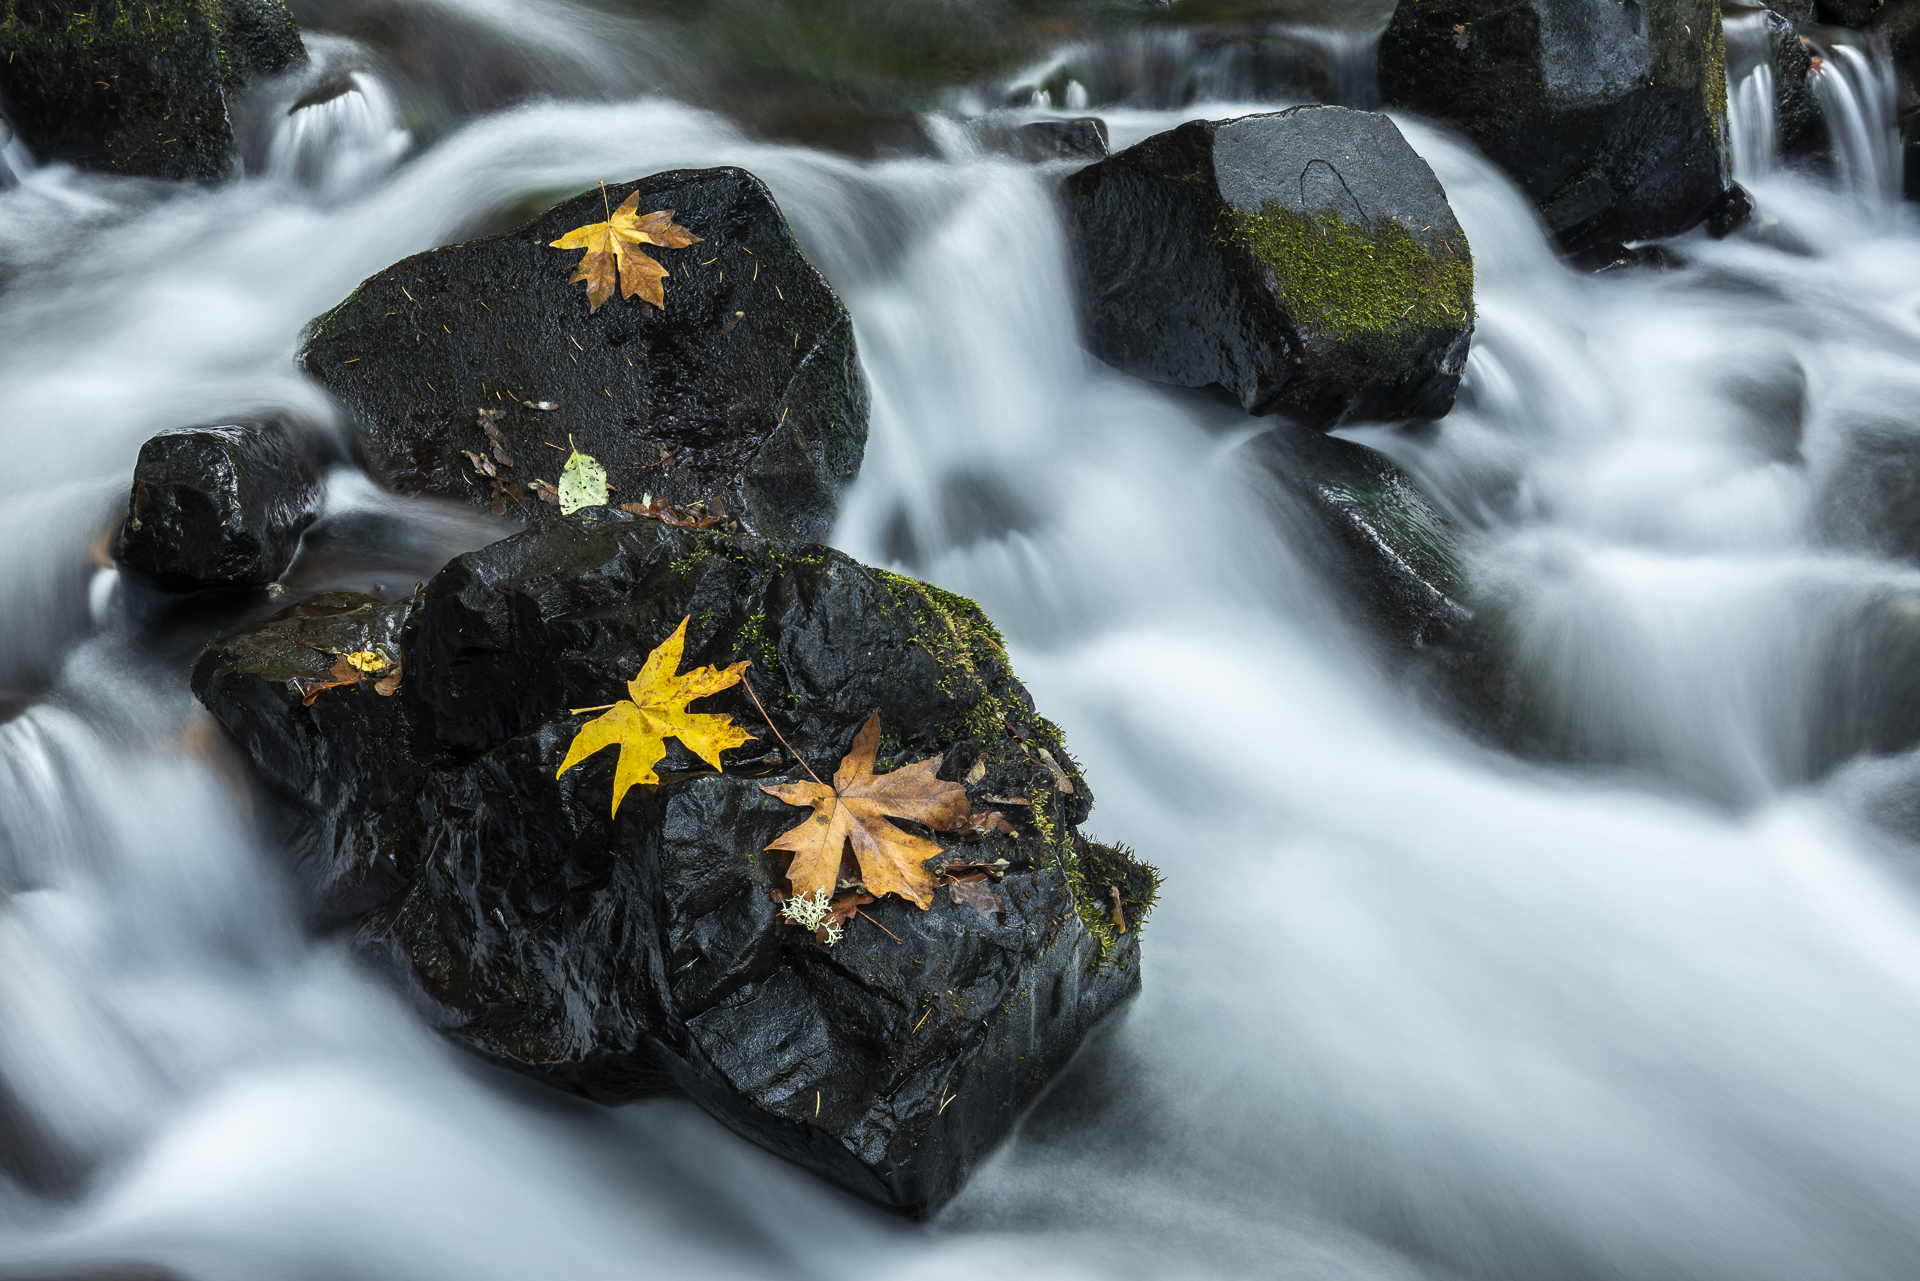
6;5;1920;1279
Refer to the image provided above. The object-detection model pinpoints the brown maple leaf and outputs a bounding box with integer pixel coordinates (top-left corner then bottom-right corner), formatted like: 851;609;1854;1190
947;872;1004;920
549;190;702;312
761;712;968;909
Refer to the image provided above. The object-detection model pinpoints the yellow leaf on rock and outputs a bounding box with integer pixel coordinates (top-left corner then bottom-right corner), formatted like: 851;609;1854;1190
558;440;608;515
549;192;702;313
555;616;755;817
761;711;969;910
344;651;387;673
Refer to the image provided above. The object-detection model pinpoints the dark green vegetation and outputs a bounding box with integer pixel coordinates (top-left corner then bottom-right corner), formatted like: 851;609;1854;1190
0;0;304;179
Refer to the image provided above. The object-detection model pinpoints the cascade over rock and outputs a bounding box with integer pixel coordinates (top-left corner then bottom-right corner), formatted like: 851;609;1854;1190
190;513;1155;1217
115;421;325;592
1379;0;1732;253
1063;106;1475;427
0;0;306;181
300;169;868;544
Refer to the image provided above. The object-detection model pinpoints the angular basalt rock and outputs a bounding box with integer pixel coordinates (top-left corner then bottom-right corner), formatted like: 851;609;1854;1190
115;422;325;592
1379;0;1731;254
191;514;1154;1215
0;0;306;181
1001;117;1109;162
1063;106;1475;427
299;168;869;544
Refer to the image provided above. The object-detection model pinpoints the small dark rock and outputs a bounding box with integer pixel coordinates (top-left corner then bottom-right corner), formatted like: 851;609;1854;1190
1770;11;1827;155
1572;241;1644;273
1379;0;1732;254
300;169;869;544
0;0;307;181
1000;118;1109;162
192;514;1153;1216
1063;106;1475;427
114;423;324;593
0;692;32;726
1707;181;1756;237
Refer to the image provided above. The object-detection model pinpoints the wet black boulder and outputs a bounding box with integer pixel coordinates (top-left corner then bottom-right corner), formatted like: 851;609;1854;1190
1379;0;1731;253
1063;106;1475;427
0;0;306;181
191;513;1154;1215
115;422;325;592
300;169;868;544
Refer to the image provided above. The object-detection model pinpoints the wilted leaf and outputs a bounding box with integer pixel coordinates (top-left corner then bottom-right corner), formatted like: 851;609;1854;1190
1036;747;1074;793
558;440;608;515
549;191;702;313
344;651;387;673
947;872;1004;920
556;616;755;817
761;711;969;910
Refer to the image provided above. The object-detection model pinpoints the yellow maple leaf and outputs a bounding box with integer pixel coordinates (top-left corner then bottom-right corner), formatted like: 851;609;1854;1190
556;616;755;816
761;711;970;910
548;190;703;313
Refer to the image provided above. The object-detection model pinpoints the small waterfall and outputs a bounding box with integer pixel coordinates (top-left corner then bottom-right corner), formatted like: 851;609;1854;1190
0;112;31;189
1813;40;1902;208
265;68;412;201
1000;22;1380;111
1724;11;1779;182
1730;63;1779;181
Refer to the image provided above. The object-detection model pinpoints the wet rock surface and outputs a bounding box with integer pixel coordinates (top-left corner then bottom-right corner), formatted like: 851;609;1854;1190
115;422;325;593
1379;0;1731;254
191;513;1152;1215
0;0;305;181
998;117;1109;162
1246;425;1533;748
300;168;868;544
1063;106;1475;427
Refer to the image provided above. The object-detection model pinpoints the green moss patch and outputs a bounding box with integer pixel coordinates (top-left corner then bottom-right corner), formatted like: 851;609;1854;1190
1229;203;1475;345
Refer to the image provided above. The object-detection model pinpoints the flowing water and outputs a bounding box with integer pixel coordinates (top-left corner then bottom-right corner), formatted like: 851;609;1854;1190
6;3;1920;1278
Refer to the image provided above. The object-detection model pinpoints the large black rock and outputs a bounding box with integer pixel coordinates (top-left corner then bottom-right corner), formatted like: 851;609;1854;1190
1379;0;1731;253
1063;106;1476;427
0;0;305;181
191;513;1153;1215
115;422;325;592
300;169;869;544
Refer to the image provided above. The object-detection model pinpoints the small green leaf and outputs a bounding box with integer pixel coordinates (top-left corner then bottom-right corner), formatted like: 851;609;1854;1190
557;437;608;515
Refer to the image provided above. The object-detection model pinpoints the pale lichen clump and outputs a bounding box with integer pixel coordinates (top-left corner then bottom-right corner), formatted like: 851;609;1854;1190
781;886;842;945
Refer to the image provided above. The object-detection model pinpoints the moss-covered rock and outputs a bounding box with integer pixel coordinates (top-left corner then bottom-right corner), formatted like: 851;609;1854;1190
1379;0;1730;253
191;512;1154;1216
0;0;305;180
1063;106;1475;426
300;168;868;544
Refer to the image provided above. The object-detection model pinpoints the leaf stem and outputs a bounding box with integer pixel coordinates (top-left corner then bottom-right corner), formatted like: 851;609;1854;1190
739;668;824;785
599;178;611;225
570;703;619;714
856;908;902;943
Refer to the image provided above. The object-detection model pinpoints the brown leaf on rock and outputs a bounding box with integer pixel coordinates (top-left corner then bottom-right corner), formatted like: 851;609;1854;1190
761;711;969;909
947;872;1004;920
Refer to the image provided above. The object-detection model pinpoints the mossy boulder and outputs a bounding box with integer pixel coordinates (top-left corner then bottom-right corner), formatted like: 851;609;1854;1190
190;512;1154;1216
1063;106;1475;427
1379;0;1730;253
300;168;868;544
0;0;305;181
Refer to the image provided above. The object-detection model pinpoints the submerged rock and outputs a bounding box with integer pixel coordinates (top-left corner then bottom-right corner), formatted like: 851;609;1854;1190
191;514;1153;1215
0;0;305;181
115;422;325;593
1063;106;1475;427
1379;0;1731;253
300;169;868;544
1246;426;1532;746
998;117;1109;162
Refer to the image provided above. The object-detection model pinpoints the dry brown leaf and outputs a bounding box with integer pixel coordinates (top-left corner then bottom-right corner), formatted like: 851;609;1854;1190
762;711;969;909
948;872;1004;920
549;192;702;313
